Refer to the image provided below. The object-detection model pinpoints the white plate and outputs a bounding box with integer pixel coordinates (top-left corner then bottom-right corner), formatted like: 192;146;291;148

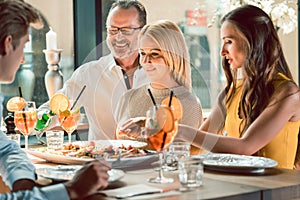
73;140;147;149
27;140;158;170
36;165;124;182
199;153;278;173
27;149;94;165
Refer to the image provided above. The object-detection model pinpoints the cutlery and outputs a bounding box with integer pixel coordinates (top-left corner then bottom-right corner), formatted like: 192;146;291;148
114;187;190;199
115;189;175;199
111;149;122;168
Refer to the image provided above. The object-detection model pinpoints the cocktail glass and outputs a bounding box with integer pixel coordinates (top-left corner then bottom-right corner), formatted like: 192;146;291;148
14;101;37;149
58;102;80;144
146;105;178;183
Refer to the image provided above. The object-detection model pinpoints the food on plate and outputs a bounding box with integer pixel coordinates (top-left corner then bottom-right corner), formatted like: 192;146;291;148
38;141;152;159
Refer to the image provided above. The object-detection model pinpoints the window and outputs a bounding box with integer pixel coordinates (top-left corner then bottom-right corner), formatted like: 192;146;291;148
0;0;74;117
0;0;298;118
97;0;299;110
139;1;299;110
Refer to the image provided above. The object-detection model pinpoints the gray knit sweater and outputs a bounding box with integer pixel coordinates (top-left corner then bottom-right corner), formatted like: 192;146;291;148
115;84;203;130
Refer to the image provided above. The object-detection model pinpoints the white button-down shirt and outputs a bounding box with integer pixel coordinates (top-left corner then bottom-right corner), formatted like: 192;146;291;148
39;54;149;140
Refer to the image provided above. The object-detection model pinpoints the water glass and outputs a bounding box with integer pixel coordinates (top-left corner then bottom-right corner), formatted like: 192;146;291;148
178;158;204;188
165;142;190;170
46;130;64;151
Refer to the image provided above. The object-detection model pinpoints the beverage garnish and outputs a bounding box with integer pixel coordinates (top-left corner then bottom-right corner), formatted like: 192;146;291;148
6;96;26;112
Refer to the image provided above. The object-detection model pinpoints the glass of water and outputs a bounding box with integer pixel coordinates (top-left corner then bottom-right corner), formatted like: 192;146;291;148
165;142;190;170
46;130;64;151
178;157;204;188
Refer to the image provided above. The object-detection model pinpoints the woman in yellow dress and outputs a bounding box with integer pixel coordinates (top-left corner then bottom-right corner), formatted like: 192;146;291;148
121;5;300;169
175;5;300;169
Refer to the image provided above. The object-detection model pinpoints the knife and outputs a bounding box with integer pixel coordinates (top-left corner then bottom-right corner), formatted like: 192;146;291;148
115;189;177;199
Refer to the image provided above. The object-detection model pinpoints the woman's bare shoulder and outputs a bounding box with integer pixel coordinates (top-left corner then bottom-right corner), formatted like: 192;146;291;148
272;80;299;98
271;81;300;120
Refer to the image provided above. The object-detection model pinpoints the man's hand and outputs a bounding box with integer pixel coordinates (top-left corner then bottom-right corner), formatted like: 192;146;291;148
12;179;35;192
64;159;111;199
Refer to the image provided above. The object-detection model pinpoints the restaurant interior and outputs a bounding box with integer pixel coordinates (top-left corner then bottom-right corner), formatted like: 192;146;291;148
1;0;298;114
0;0;299;199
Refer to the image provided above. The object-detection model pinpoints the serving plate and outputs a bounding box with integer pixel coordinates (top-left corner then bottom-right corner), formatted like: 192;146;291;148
27;140;158;170
36;165;124;182
27;149;93;165
195;153;278;173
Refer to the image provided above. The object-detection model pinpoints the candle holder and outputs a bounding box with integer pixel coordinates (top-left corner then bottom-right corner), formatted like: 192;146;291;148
43;49;63;98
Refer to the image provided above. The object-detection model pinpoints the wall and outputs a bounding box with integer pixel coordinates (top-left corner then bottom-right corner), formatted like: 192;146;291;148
140;0;299;83
280;30;298;82
22;0;299;108
24;0;298;83
25;0;74;58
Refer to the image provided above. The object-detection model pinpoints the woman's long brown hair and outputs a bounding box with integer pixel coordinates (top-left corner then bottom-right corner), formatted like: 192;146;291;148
219;5;294;135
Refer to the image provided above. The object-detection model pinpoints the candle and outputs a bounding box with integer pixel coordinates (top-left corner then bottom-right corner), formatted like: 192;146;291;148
46;27;57;50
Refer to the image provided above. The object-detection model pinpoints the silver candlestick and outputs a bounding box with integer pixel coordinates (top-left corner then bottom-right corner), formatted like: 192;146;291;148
43;49;63;98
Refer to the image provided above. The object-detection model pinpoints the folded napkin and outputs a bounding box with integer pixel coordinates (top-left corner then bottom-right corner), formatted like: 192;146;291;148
100;184;181;199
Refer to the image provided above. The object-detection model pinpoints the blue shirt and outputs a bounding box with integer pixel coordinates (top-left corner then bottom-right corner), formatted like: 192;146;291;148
1;184;69;200
0;105;69;199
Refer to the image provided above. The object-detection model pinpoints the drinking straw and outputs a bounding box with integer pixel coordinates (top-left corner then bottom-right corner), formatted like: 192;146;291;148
18;86;23;98
18;86;28;133
161;90;174;150
168;90;173;107
61;85;86;124
70;85;86;111
147;88;157;109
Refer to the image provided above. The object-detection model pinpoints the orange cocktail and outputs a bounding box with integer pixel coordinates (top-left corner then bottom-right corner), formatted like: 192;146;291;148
146;95;182;183
49;94;80;144
58;108;80;143
14;101;37;149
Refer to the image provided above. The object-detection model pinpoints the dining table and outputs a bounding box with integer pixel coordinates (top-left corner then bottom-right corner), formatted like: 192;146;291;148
1;143;300;200
84;167;300;200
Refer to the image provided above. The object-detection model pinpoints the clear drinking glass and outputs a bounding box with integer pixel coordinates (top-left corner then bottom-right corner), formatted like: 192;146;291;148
14;101;37;149
146;105;178;184
46;130;64;151
58;101;80;144
178;158;204;188
164;142;191;171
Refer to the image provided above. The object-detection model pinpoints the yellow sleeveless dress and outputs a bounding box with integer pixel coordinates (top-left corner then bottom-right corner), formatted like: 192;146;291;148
224;73;300;169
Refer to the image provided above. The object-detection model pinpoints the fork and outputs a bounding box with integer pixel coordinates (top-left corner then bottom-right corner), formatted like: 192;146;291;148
112;149;122;168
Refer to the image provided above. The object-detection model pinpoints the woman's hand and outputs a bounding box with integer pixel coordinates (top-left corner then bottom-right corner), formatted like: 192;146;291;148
118;117;146;139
